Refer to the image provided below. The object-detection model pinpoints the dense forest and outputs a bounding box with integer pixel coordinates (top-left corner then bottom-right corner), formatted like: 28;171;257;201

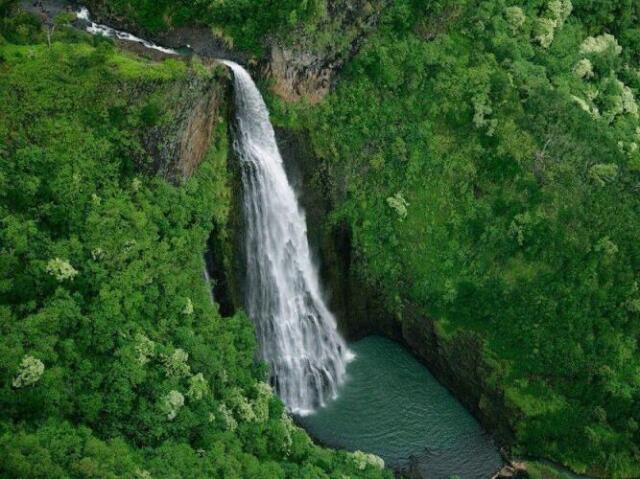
295;1;640;476
0;7;390;478
2;0;640;478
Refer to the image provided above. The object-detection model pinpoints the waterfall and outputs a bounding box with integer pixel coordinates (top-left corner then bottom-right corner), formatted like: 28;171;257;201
74;4;349;415
203;263;215;305
223;61;351;415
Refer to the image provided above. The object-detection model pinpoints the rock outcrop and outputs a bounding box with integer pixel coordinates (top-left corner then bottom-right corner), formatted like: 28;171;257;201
263;0;388;103
142;64;230;182
84;0;386;103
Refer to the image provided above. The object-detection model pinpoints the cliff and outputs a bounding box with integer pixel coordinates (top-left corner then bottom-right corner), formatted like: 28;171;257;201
262;0;389;103
83;0;387;103
142;63;230;181
274;128;517;454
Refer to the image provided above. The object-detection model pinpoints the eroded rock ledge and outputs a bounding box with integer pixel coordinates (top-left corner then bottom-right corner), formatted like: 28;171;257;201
83;0;387;103
262;0;388;103
143;66;230;181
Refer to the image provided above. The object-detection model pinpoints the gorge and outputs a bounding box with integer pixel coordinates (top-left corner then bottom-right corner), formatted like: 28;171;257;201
73;6;504;476
224;59;504;477
5;1;638;477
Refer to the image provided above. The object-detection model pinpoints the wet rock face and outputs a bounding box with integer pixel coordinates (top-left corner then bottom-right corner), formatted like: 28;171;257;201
143;68;229;182
263;0;388;103
275;127;401;341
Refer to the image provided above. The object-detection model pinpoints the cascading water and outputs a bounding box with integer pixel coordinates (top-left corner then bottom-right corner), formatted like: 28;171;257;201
74;4;350;415
76;7;178;54
223;60;351;415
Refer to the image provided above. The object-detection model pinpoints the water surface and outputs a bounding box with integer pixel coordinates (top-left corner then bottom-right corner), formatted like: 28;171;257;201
298;336;503;479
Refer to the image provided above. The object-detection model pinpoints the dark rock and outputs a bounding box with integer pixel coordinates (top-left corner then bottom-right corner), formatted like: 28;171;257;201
262;0;389;103
18;0;71;20
142;65;230;182
82;0;387;102
275;126;402;340
81;0;247;64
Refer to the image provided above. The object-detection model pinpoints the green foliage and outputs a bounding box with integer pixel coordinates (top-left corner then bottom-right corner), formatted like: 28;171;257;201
350;450;385;470
45;258;78;282
12;356;45;388
0;32;390;479
85;0;332;53
269;0;640;476
4;0;640;475
386;193;409;219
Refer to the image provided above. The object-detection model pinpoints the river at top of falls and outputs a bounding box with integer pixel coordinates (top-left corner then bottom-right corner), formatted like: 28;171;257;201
76;7;179;55
223;60;352;415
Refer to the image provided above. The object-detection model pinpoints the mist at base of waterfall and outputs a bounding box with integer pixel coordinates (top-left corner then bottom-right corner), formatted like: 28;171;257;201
298;336;503;479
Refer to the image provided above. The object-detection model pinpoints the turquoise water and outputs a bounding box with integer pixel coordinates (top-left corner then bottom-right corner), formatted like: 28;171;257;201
298;336;503;479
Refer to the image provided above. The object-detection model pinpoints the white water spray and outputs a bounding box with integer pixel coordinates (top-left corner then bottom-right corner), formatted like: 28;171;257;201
223;61;352;415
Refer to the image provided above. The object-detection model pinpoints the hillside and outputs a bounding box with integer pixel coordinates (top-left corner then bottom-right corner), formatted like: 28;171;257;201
2;0;640;477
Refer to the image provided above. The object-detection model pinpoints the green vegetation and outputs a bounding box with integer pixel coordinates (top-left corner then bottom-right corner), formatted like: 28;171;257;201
277;0;640;476
85;0;333;53
0;11;389;479
523;461;579;479
3;0;640;477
